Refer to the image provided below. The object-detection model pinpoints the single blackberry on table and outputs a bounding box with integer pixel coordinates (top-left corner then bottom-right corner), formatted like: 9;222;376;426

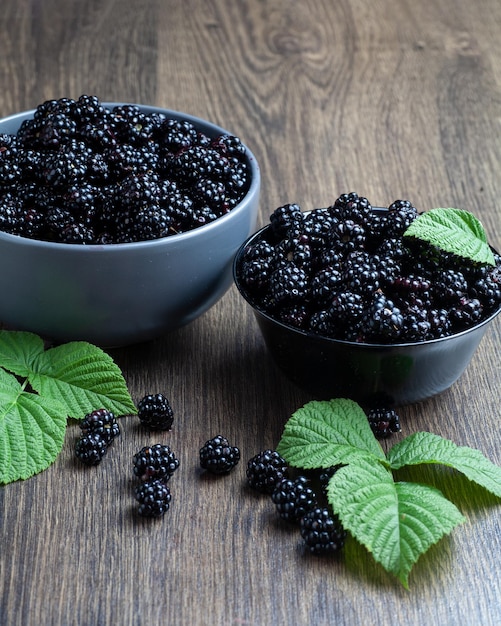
199;435;240;474
135;479;171;518
79;408;120;445
367;407;401;438
133;444;180;481
75;433;108;466
137;393;174;431
300;507;347;555
246;450;289;494
271;476;317;523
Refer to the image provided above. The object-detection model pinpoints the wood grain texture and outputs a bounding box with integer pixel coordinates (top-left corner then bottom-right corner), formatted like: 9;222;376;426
0;0;500;624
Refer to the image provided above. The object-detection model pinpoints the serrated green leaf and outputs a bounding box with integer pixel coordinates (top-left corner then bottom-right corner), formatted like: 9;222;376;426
327;457;465;587
0;330;45;378
276;398;386;469
403;208;495;265
27;341;136;418
0;368;67;483
387;431;501;498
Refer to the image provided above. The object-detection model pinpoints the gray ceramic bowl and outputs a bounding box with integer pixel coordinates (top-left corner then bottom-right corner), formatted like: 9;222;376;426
234;225;501;406
0;104;260;346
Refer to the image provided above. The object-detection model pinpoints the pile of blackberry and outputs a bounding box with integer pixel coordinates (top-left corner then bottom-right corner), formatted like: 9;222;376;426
74;408;120;466
0;95;251;243
133;443;180;517
237;193;501;343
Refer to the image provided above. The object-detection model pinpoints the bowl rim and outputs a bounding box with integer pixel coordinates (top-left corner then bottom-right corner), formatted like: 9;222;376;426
233;219;501;350
0;103;261;252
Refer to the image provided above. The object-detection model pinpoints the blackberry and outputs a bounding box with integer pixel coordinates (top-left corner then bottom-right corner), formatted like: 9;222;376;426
246;450;289;494
334;193;373;227
333;219;366;252
133;444;180;481
367;407;401;438
75;433;108;466
342;250;382;295
385;199;418;237
137;393;174;431
79;408;120;445
300;507;347;555
278;303;310;330
135;479;171;517
199;435;240;474
318;465;342;496
449;297;483;330
157;118;198;152
310;267;343;304
269;203;303;240
271;476;317;523
364;290;404;340
269;263;308;304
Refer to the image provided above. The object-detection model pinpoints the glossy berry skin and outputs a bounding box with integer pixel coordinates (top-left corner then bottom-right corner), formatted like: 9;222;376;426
79;408;120;445
271;476;317;523
300;507;347;555
367;407;401;438
135;479;171;518
246;450;289;494
199;435;240;474
133;444;180;482
137;393;174;431
75;433;108;466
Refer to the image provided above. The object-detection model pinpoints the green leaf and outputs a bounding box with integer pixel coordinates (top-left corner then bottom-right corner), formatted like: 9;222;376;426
403;208;496;266
327;457;465;588
0;368;67;484
0;330;46;378
27;341;136;418
276;398;386;469
0;330;135;483
388;431;501;498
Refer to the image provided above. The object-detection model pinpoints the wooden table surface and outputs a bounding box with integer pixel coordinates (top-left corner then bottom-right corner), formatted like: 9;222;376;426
1;0;500;624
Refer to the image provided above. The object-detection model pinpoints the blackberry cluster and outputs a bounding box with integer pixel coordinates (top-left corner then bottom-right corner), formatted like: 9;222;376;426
271;476;317;523
300;507;347;555
135;479;172;518
137;393;174;431
237;192;501;343
133;444;180;481
199;435;240;474
246;449;289;494
367;407;401;438
133;443;179;517
74;408;119;466
0;95;251;243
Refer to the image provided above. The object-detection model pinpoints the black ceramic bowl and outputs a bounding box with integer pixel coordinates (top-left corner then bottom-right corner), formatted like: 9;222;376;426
233;222;501;407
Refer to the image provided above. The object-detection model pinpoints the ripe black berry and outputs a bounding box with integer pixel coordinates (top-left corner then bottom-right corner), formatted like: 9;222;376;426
79;408;120;445
246;450;289;494
135;479;171;517
137;393;174;431
271;476;317;523
367;407;401;438
75;433;108;466
199;435;240;474
133;444;180;481
300;507;347;555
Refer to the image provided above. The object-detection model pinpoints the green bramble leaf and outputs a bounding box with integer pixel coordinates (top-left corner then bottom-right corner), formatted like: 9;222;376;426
387;431;501;498
326;458;465;588
0;367;67;484
276;398;386;469
0;330;135;484
28;341;136;418
403;207;496;266
276;398;501;587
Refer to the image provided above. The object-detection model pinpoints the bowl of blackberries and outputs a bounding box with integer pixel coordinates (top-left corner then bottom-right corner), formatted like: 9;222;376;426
234;193;501;406
0;95;260;346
